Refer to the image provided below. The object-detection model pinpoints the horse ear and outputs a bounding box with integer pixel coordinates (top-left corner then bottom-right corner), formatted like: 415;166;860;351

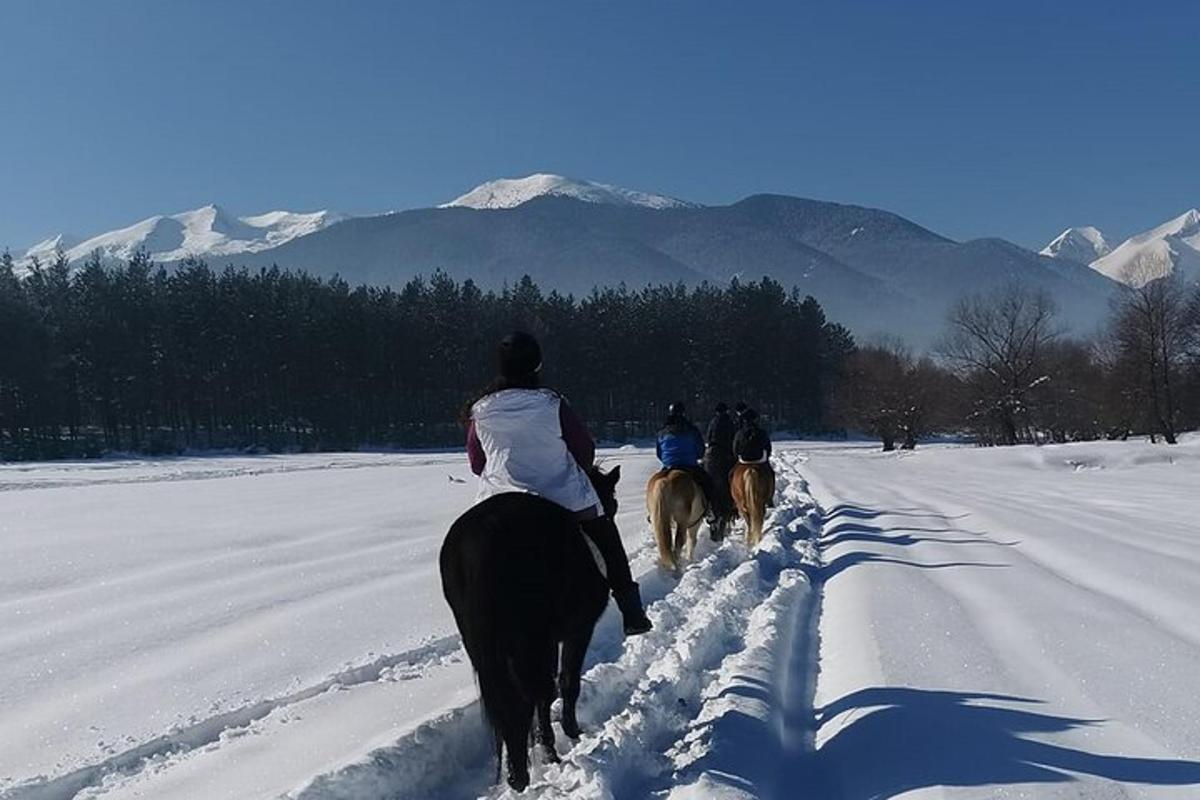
609;465;621;484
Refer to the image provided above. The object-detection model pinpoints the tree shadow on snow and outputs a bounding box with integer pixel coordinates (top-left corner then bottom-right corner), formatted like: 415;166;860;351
822;551;1009;582
823;521;1018;549
824;503;972;522
806;687;1200;796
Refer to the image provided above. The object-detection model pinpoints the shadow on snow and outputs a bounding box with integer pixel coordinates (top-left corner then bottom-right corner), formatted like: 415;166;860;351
808;687;1200;796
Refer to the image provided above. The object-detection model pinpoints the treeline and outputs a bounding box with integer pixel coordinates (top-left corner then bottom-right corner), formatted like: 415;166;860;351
0;252;854;460
837;277;1200;449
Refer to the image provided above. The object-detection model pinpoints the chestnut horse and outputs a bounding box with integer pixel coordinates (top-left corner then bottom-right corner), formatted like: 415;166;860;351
646;469;706;572
730;461;775;548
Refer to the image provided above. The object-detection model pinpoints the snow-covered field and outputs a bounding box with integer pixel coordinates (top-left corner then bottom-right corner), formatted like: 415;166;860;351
2;439;1199;798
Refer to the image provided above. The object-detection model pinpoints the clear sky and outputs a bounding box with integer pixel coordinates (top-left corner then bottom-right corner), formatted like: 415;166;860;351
1;0;1196;252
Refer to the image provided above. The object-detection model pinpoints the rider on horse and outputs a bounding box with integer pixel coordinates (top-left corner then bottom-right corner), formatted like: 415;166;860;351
703;402;737;521
733;406;772;463
655;401;718;520
465;331;652;636
734;407;775;504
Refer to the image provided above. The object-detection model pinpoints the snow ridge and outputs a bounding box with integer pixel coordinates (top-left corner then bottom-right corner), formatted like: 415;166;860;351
440;173;698;210
18;205;345;269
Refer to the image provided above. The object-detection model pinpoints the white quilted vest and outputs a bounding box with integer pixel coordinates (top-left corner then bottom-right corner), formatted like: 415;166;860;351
471;388;601;513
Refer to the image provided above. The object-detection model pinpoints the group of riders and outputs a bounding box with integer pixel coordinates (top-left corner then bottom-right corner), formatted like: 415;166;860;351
465;331;774;639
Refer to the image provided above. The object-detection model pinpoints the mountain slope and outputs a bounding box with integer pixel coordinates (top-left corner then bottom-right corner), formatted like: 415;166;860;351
440;173;696;210
21;205;344;267
1091;209;1200;286
224;193;1116;346
1040;226;1111;264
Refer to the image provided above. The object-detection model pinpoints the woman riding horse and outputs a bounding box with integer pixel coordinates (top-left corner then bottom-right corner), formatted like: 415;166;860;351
648;402;720;569
465;331;651;636
655;401;718;513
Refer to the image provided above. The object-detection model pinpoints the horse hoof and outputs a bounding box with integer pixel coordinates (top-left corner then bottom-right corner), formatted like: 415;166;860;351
543;745;561;763
561;719;583;739
507;769;530;792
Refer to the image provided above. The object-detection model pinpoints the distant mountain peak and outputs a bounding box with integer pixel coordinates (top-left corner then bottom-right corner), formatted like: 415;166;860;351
1040;226;1111;264
440;173;698;210
1090;209;1200;286
1152;208;1200;239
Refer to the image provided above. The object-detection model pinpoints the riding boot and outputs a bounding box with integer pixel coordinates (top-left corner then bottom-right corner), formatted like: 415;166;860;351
613;583;652;636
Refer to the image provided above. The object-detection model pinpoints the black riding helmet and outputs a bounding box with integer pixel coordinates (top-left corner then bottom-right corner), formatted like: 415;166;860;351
497;331;542;380
667;400;687;419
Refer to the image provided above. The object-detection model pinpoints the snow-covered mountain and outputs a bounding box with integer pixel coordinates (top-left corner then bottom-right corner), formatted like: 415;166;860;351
21;233;83;265
20;205;345;267
1040;226;1111;263
229;191;1116;347
1090;209;1200;286
11;177;1123;346
440;173;697;210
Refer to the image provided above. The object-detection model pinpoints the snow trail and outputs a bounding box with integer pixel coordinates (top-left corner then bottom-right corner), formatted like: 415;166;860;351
5;638;464;800
288;452;822;800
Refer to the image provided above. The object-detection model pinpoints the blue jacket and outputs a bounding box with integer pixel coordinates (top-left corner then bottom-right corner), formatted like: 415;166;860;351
656;421;705;468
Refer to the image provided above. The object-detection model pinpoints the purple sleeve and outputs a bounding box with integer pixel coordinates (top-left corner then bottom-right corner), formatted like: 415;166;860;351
559;401;596;468
466;419;486;476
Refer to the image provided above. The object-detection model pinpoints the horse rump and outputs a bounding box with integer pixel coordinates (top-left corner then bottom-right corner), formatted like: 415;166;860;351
439;492;604;791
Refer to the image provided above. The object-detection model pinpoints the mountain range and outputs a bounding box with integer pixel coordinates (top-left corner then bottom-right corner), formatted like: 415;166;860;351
22;173;1191;347
19;205;344;268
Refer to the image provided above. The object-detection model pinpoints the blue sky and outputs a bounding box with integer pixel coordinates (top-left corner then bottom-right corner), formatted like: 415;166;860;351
1;0;1196;251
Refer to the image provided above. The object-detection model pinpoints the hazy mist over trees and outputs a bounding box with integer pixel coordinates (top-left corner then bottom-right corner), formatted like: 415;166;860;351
0;252;853;459
2;250;1198;461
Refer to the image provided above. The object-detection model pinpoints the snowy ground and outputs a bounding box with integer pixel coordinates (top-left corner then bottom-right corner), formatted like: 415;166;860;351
803;438;1200;799
2;439;1199;798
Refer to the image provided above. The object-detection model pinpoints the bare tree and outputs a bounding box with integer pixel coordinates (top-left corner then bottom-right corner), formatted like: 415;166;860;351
835;338;953;451
1108;267;1200;444
939;284;1059;445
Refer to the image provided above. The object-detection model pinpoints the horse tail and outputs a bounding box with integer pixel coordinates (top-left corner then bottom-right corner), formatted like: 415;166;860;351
440;520;527;766
648;474;676;569
743;466;768;547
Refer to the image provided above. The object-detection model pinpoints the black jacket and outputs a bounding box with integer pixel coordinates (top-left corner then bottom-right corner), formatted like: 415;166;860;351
705;412;737;455
733;423;772;462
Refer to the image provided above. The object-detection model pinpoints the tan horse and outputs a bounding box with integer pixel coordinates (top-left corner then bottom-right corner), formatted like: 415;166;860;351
646;470;706;572
730;462;775;548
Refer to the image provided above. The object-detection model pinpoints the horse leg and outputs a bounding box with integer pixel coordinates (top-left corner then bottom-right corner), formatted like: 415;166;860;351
502;699;534;791
502;635;553;791
536;699;560;763
558;625;595;739
531;641;560;763
674;520;689;567
709;514;725;542
494;730;503;786
685;520;701;562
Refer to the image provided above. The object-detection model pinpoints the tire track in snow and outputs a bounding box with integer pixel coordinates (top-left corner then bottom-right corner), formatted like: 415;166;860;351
0;636;463;800
290;451;823;800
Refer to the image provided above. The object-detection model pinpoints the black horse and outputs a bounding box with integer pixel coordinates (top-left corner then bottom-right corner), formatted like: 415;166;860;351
440;465;621;792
